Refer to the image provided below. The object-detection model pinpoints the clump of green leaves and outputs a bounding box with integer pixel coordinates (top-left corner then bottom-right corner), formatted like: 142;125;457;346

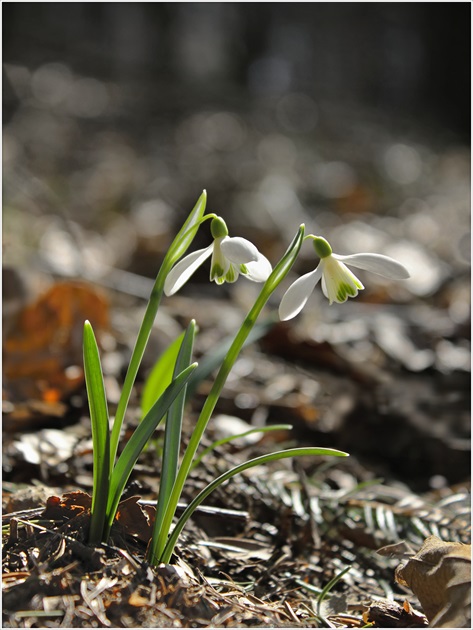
83;191;348;563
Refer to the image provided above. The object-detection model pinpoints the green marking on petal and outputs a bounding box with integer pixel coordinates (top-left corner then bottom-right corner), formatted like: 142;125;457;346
240;264;248;275
225;265;237;283
336;286;347;302
336;282;358;303
210;263;225;281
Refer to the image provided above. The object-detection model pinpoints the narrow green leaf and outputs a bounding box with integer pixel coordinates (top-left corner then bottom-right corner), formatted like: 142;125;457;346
83;321;110;544
159;446;348;564
147;320;196;565
191;424;293;470
105;362;198;537
141;332;185;418
317;565;352;618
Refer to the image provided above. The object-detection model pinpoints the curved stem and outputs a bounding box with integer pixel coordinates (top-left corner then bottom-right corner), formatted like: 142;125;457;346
152;225;305;561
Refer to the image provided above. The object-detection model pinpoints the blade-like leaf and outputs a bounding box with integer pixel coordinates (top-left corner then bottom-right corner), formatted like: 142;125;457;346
83;320;110;544
159;446;348;563
105;362;198;537
141;331;185;418
191;424;293;470
148;320;196;565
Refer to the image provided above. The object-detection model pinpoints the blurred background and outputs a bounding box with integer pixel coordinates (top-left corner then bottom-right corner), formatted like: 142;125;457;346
3;3;470;282
2;3;471;490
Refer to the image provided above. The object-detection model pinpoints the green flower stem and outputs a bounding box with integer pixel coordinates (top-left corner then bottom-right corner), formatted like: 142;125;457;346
109;192;209;469
153;224;305;562
160;446;348;564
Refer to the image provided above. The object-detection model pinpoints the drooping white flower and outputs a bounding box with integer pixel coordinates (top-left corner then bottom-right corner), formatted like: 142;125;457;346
164;217;272;296
279;236;410;321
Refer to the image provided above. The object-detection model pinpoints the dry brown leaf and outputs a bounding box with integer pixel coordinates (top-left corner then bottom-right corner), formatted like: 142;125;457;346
4;281;109;407
41;492;154;543
395;535;471;628
363;598;428;627
115;495;153;543
42;490;93;520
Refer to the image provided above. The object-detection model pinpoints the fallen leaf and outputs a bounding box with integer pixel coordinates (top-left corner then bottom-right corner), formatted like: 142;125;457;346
395;535;471;628
363;598;427;627
42;491;92;520
40;492;154;543
4;281;108;408
115;496;154;543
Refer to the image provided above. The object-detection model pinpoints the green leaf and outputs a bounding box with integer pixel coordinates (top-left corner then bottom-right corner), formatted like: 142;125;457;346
105;362;198;537
141;332;185;418
159;446;348;564
191;424;293;470
83;321;110;544
148;320;196;565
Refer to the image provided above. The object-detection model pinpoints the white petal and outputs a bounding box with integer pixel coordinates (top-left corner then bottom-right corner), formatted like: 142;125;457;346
321;257;363;304
220;236;259;264
334;253;410;279
244;253;272;283
278;265;323;321
210;239;230;283
164;245;213;295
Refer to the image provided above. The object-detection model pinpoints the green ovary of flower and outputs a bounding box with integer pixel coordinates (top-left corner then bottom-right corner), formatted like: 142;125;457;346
313;236;332;258
211;217;229;239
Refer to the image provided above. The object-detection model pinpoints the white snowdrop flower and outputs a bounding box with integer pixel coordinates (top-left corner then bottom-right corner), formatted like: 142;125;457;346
279;236;410;321
164;217;272;296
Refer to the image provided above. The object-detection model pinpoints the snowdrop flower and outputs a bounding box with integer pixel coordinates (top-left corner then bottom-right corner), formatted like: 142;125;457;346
164;217;272;296
279;236;410;320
